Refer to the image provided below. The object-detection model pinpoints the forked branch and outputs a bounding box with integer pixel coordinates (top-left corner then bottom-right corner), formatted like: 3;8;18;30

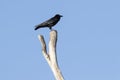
38;30;64;80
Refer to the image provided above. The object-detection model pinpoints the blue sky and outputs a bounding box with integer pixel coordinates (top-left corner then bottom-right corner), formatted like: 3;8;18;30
0;0;120;80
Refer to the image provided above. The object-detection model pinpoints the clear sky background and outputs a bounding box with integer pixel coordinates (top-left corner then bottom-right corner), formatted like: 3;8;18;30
0;0;120;80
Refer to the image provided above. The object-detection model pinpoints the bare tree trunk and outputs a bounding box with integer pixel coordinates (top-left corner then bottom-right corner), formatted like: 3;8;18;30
38;30;64;80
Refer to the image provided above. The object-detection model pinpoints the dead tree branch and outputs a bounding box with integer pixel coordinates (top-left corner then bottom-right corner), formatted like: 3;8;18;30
38;30;64;80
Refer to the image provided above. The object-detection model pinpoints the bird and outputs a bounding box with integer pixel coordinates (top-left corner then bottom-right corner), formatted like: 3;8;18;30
34;14;63;30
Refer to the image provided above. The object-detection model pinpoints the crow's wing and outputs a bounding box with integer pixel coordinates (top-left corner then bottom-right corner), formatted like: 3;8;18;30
45;16;60;26
34;19;50;30
43;17;58;26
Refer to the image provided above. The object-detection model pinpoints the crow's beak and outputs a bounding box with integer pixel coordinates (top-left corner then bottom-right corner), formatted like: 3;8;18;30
60;15;63;17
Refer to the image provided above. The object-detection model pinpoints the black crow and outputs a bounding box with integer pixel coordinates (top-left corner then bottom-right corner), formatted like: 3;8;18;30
34;14;63;30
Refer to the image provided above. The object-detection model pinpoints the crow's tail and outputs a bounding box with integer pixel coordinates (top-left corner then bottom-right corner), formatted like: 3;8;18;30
34;26;40;30
34;25;47;30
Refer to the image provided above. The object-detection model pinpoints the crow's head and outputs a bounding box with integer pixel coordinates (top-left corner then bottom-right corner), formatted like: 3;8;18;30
55;14;63;17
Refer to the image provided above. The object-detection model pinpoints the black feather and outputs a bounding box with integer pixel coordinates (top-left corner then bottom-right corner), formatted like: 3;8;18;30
35;14;62;30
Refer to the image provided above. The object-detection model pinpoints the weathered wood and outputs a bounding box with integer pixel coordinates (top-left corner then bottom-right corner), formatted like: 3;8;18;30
38;30;64;80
